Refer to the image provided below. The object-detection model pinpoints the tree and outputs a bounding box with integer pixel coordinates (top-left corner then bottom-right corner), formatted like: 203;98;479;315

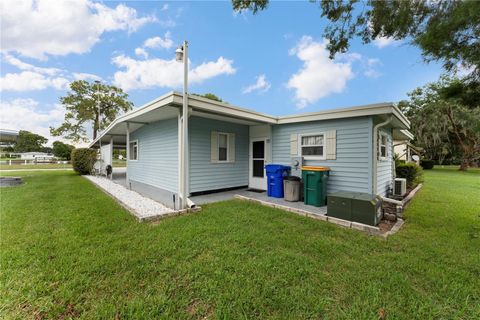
194;93;224;102
401;77;480;170
51;80;133;142
13;130;48;153
52;141;75;160
232;0;480;79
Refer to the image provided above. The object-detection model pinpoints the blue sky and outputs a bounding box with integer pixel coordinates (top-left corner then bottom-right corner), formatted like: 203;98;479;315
1;0;444;144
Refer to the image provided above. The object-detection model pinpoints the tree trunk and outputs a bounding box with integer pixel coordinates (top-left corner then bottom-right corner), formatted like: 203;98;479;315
459;159;469;171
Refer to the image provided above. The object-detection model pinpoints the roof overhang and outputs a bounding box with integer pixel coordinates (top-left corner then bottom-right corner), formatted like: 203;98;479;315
277;103;410;130
90;92;411;149
393;129;414;141
89;92;178;148
0;129;19;143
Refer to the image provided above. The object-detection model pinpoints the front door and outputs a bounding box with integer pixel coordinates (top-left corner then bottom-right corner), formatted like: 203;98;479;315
249;139;267;190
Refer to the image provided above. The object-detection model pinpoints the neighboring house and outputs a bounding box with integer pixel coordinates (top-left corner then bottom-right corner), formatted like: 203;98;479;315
90;92;412;208
393;140;421;163
20;152;55;160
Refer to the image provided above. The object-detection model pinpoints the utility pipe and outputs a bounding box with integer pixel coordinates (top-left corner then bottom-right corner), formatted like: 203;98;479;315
372;116;393;194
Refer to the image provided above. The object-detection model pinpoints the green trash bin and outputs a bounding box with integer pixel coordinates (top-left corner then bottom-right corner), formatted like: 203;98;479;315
302;166;330;206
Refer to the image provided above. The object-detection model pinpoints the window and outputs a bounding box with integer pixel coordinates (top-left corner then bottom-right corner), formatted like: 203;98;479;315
379;133;388;160
300;134;325;159
129;140;138;161
218;133;228;162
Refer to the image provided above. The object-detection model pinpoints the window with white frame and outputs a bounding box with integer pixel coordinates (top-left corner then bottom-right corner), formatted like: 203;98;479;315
218;133;228;162
379;133;388;160
300;134;325;159
129;140;138;160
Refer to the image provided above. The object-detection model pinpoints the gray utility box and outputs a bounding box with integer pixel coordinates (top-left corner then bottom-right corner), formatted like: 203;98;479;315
327;192;383;226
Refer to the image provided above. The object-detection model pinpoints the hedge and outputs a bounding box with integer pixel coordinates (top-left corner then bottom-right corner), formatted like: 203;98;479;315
396;163;423;188
71;148;98;175
420;159;435;170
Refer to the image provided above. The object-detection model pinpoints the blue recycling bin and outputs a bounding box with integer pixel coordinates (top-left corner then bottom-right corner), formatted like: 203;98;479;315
266;164;291;198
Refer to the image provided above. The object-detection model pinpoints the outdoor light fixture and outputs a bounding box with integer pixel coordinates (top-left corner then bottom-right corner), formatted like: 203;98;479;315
175;45;184;62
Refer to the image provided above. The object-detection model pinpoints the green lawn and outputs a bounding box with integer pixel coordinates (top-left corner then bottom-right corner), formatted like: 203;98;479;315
1;168;479;319
0;160;126;170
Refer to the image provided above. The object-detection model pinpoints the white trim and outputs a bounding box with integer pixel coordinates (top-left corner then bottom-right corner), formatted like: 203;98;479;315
128;139;139;161
249;137;268;190
378;132;388;161
216;132;230;163
90;92;411;149
298;132;326;160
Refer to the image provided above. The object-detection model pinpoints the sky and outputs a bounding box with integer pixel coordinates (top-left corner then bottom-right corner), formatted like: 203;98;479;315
0;0;445;145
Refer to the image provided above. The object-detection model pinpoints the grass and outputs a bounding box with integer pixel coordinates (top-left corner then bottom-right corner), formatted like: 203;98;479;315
0;163;73;170
1;168;479;319
0;160;126;170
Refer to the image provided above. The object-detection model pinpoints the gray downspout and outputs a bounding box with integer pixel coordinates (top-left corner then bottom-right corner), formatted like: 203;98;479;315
372;116;393;195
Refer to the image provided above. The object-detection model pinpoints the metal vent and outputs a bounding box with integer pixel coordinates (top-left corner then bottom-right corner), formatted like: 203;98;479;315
394;178;407;196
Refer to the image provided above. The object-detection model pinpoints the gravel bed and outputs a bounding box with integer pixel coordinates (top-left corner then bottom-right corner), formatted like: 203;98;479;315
85;175;174;220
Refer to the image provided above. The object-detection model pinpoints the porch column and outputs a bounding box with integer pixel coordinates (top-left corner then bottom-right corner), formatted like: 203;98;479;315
126;122;130;186
109;136;114;179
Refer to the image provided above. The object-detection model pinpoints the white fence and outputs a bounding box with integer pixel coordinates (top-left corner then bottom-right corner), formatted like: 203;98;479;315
0;159;71;166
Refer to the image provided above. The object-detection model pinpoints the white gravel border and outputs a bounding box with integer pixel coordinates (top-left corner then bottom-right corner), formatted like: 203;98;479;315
84;175;175;221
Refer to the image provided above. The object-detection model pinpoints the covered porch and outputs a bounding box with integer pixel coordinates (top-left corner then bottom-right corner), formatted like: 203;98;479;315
109;168;327;217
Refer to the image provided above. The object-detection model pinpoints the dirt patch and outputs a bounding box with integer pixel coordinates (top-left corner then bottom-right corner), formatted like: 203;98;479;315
58;303;79;319
187;299;214;319
378;220;397;233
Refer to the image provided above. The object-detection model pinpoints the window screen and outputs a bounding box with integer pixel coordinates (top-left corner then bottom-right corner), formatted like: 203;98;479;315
129;141;138;160
218;133;228;161
301;134;324;157
380;134;387;158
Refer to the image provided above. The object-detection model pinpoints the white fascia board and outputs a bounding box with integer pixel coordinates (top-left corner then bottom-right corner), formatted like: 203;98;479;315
89;92;411;148
277;103;394;124
391;104;411;128
89;91;176;148
278;103;411;129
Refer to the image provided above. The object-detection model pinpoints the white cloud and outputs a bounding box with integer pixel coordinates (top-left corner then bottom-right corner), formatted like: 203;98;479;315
287;36;354;108
242;74;271;94
0;98;66;145
455;63;477;78
143;32;174;50
73;72;103;81
0;71;69;91
161;4;169;11
373;36;399;49
134;32;173;59
0;55;101;91
112;55;236;91
135;48;149;59
363;58;382;78
2;54;62;75
0;0;156;60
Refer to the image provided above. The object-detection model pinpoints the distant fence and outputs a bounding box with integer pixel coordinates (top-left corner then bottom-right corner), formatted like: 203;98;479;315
0;159;71;166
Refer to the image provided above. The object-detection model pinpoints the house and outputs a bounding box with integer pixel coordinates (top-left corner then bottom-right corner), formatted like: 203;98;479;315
90;92;412;209
20;152;55;160
393;140;421;163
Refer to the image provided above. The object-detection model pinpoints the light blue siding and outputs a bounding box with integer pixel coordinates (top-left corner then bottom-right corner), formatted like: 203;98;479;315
128;118;178;193
272;117;373;194
189;116;249;193
376;127;393;196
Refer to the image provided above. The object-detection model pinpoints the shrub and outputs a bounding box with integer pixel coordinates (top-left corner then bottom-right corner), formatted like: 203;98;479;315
396;163;424;188
420;159;435;170
71;148;97;175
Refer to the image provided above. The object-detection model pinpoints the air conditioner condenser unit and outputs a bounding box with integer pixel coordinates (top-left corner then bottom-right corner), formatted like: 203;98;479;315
393;178;407;196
